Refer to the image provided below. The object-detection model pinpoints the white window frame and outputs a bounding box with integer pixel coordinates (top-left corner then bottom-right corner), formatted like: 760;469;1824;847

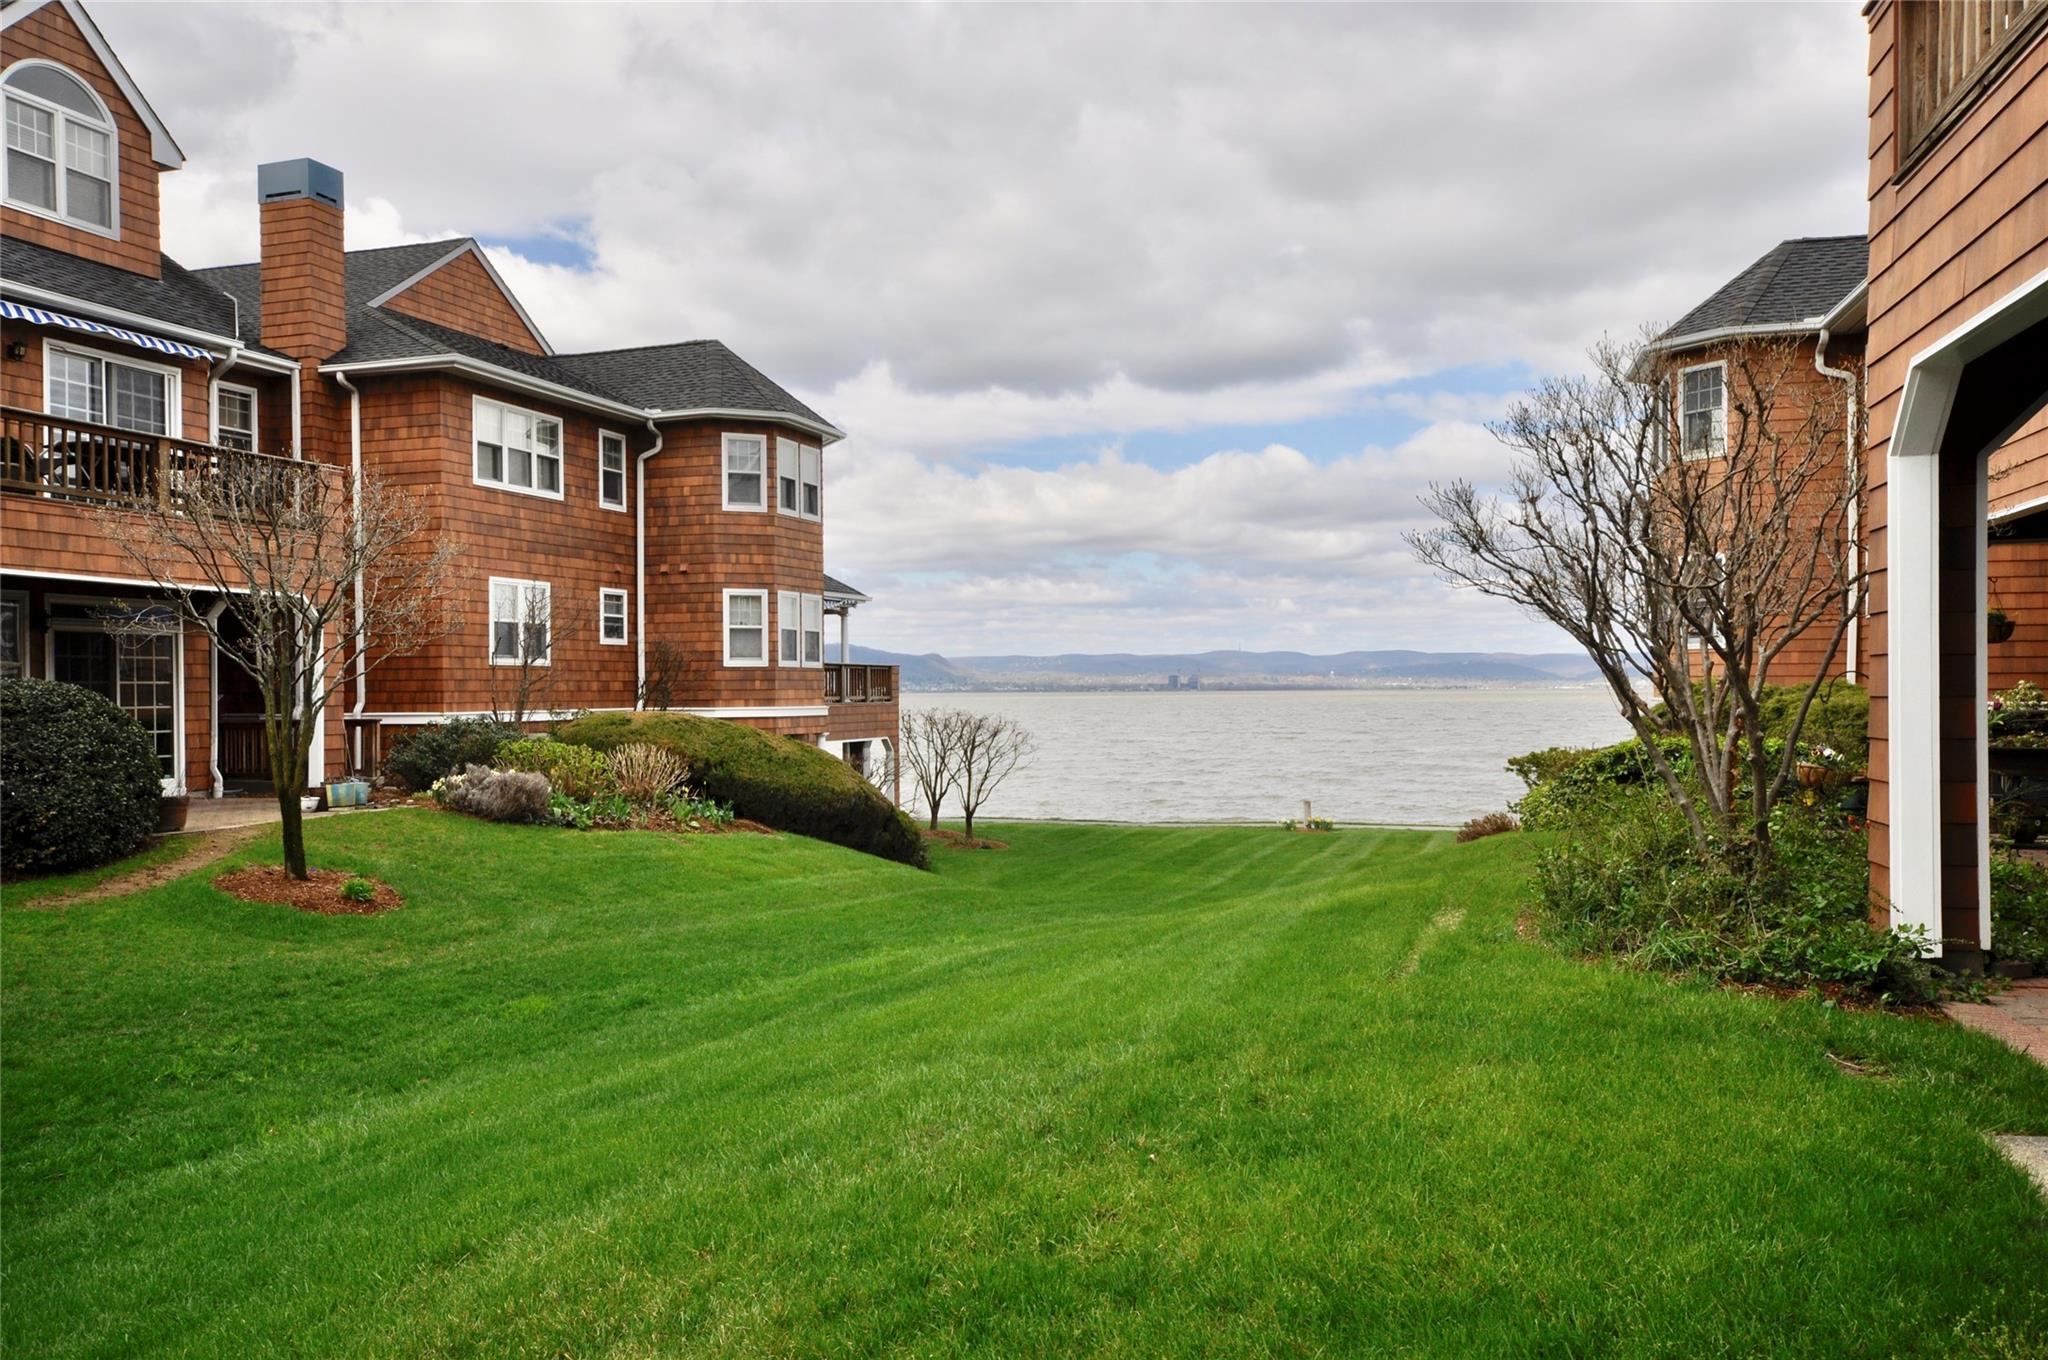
45;610;185;793
598;587;628;646
2;59;120;240
722;433;768;512
777;589;801;667
212;379;258;451
776;437;800;515
1677;361;1727;461
472;395;565;500
799;444;823;520
43;341;182;436
801;592;823;667
723;587;769;667
598;429;628;512
487;576;552;667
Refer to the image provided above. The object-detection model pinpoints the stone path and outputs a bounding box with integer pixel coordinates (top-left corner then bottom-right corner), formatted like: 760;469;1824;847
1944;977;2048;1067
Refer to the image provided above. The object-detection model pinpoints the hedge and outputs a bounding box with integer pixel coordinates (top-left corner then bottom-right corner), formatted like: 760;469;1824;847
2;677;165;875
557;712;928;869
385;717;520;792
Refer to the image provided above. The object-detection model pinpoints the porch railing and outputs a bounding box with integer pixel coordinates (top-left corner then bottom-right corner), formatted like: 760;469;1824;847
1900;0;2045;159
0;405;298;507
825;663;897;704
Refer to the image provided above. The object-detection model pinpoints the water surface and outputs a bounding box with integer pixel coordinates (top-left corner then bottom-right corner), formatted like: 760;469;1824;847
907;688;1630;826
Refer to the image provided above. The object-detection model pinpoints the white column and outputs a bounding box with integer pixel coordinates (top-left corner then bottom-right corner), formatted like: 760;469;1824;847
840;608;851;664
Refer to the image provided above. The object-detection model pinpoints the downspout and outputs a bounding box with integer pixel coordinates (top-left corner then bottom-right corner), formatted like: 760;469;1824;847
1814;328;1861;684
205;597;227;798
635;416;666;709
289;363;303;460
333;372;367;766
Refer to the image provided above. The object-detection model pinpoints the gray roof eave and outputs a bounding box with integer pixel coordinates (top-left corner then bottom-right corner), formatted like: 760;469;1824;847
646;406;846;444
317;353;648;420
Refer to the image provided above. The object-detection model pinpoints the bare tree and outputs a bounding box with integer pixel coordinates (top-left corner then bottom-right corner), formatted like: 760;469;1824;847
104;458;458;879
900;707;965;829
955;711;1035;839
1407;334;1862;865
638;640;686;710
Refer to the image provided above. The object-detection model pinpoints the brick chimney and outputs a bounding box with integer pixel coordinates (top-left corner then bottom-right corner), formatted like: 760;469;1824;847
256;159;346;360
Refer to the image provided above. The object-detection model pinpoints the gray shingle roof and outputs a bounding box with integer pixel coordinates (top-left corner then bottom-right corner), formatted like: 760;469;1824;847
195;239;834;431
10;233;835;433
1662;236;1868;341
552;341;831;430
2;235;250;346
824;573;870;603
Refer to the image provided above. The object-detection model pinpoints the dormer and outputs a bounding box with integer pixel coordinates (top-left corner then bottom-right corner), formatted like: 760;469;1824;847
0;0;184;277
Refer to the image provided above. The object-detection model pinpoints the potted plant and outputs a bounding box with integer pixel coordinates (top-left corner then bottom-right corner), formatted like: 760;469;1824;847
1989;608;2017;644
157;790;190;833
1796;746;1850;789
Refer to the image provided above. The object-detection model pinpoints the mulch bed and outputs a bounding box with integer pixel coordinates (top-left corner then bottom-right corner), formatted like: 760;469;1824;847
213;866;402;915
921;828;1009;851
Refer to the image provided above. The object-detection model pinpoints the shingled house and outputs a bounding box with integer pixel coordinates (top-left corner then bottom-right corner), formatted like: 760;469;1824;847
0;0;898;800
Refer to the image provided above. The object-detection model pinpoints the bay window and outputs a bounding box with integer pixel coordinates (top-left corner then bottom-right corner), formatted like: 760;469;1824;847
474;396;563;498
724;589;767;665
1678;363;1726;459
723;434;767;510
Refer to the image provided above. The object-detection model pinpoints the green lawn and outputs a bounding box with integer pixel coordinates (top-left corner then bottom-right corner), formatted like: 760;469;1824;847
5;814;2047;1358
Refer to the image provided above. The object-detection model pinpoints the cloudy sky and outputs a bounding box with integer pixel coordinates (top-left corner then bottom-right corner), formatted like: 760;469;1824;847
102;2;1871;658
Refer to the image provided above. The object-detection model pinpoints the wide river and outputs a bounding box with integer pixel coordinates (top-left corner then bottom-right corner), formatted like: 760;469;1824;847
905;688;1631;827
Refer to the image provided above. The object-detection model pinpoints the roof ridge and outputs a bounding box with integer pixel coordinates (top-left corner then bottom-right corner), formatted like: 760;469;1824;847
556;338;724;359
193;237;475;277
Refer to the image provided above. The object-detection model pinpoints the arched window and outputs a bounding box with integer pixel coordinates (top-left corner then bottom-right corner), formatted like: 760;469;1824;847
3;61;117;233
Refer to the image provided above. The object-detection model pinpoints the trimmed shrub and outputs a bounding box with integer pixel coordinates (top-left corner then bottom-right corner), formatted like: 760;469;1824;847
1991;853;2048;968
1456;811;1519;843
558;712;928;868
1512;735;1692;831
386;718;518;792
497;737;613;799
436;764;552;824
1;677;166;875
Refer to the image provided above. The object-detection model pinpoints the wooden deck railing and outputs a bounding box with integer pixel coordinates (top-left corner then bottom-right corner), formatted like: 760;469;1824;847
219;715;270;781
1900;0;2045;159
0;405;298;507
825;664;897;704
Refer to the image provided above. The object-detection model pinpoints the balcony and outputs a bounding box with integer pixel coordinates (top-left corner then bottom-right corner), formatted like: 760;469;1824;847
0;405;297;508
824;663;897;704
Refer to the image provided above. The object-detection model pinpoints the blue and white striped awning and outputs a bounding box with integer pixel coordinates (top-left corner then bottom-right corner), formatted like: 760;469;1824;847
0;299;217;361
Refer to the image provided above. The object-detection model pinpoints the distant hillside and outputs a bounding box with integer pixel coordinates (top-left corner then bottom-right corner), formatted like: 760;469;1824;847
827;645;1602;690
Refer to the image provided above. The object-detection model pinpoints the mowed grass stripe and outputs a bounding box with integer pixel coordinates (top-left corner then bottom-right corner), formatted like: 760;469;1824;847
4;812;2046;1358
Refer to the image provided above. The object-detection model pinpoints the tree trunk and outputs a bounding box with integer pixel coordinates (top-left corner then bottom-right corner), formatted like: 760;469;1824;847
962;807;975;838
277;789;308;880
926;799;942;830
269;713;311;880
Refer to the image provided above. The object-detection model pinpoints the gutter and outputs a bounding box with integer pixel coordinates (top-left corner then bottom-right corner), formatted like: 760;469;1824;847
0;280;245;353
319;355;646;422
1813;325;1862;685
635;417;666;708
334;371;367;721
205;596;228;798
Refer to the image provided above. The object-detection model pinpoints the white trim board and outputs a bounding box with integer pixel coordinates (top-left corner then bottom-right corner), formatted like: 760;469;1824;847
1887;264;2048;957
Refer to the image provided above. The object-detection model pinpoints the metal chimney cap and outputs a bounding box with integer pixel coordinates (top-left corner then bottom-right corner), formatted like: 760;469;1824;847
256;159;343;209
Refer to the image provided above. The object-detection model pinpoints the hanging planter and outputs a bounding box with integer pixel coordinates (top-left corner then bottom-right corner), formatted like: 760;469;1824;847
1989;609;2017;644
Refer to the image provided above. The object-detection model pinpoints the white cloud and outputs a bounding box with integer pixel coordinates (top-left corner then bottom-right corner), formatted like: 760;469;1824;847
91;1;1872;657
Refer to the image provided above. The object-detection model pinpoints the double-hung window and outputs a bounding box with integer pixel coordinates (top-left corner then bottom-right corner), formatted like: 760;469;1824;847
778;590;802;667
599;430;627;510
800;445;822;519
474;397;563;497
214;382;257;451
1678;363;1726;460
489;578;551;666
724;589;768;666
723;434;767;510
46;344;175;434
802;593;823;665
777;439;801;513
777;440;823;519
599;588;628;645
4;63;115;234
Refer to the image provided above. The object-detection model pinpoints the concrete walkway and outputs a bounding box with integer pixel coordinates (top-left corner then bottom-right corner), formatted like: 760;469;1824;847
1944;978;2048;1067
175;797;399;834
